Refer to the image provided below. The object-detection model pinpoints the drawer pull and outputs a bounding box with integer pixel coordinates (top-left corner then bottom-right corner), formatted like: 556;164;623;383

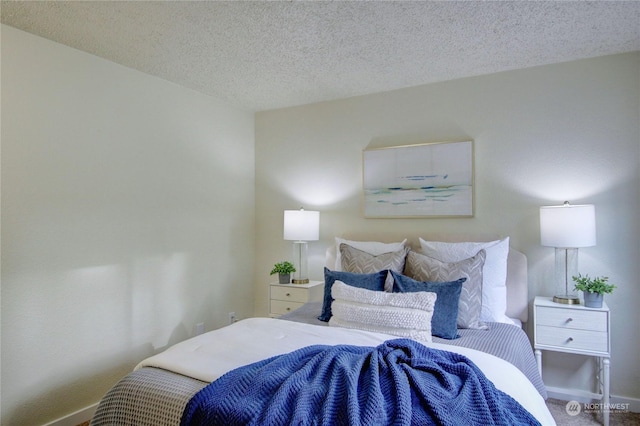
567;337;574;342
566;318;573;322
286;307;291;311
286;293;291;297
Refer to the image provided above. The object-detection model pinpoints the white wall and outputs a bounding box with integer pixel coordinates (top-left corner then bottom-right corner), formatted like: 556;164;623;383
255;53;639;404
1;25;255;425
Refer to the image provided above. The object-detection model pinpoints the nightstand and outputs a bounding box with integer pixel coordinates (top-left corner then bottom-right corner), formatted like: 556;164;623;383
269;280;324;318
534;296;611;426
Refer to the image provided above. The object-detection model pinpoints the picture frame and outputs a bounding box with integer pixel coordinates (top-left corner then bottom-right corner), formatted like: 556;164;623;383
363;140;474;218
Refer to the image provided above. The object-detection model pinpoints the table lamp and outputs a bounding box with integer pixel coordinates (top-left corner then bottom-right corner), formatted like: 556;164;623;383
540;201;596;304
284;208;319;284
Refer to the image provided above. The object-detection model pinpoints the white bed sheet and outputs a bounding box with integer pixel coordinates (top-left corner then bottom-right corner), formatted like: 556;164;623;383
137;317;555;425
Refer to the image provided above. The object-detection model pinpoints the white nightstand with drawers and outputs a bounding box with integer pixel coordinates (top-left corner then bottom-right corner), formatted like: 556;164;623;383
534;296;611;426
269;280;324;318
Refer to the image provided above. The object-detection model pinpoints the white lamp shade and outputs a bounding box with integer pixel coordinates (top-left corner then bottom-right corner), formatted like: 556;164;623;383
540;204;596;248
284;210;319;241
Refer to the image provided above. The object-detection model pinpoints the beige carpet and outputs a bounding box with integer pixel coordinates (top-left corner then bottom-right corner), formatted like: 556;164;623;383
547;398;640;426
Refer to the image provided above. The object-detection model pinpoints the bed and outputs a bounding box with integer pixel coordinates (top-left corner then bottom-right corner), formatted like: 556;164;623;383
91;236;554;426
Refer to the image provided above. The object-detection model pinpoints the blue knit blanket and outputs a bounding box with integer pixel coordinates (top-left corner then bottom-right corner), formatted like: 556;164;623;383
181;338;541;426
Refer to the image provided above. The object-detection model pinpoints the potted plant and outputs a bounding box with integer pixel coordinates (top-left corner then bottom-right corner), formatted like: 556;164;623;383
270;261;296;284
572;274;616;308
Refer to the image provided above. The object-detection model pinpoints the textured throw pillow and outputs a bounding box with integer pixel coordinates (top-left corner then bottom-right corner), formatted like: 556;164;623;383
391;271;465;340
318;268;387;322
340;244;410;291
404;249;487;330
419;237;513;324
329;281;435;343
334;237;407;271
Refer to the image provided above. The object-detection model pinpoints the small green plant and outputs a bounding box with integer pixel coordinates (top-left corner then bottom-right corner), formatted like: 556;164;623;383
572;274;616;295
270;261;296;275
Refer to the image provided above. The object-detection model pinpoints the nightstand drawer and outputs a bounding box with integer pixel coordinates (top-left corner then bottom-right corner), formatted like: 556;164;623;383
536;325;608;353
536;306;607;331
271;286;309;303
270;299;304;315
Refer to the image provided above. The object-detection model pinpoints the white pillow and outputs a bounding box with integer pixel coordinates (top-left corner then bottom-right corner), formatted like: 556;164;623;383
419;237;513;324
329;281;435;343
334;237;407;271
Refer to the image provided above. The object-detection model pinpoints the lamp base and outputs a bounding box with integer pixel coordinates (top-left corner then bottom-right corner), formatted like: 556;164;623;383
553;294;580;305
292;278;309;284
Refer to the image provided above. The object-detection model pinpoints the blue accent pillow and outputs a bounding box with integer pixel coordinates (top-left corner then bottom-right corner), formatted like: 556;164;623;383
391;270;466;339
318;268;387;322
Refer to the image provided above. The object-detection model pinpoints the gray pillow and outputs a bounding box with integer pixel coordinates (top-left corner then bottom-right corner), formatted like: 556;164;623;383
340;243;410;291
404;249;487;330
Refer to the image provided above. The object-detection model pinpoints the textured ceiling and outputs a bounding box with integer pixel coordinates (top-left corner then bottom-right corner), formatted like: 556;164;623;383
2;1;639;112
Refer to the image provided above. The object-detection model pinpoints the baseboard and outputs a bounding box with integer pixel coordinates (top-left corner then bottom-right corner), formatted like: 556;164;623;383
546;386;640;413
41;403;97;426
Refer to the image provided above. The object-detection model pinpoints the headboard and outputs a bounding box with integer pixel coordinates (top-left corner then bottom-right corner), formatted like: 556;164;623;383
325;239;528;324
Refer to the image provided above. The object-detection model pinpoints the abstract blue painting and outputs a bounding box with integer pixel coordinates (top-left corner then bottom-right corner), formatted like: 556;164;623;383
363;141;474;218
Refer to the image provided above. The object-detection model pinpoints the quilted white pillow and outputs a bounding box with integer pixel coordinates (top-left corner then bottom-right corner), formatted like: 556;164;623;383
329;281;435;343
418;237;513;325
334;237;407;271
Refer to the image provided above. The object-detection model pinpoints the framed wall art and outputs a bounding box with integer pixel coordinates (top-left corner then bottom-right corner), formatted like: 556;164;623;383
363;140;474;218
